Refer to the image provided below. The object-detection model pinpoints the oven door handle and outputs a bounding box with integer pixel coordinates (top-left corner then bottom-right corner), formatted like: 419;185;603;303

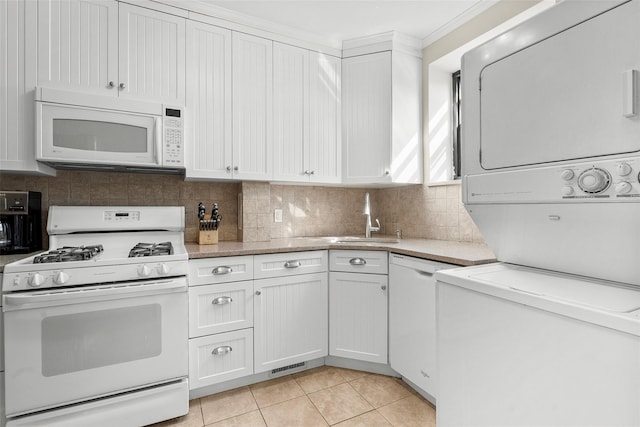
3;279;186;311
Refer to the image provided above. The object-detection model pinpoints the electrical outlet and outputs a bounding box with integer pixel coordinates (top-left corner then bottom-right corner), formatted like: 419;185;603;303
274;209;283;223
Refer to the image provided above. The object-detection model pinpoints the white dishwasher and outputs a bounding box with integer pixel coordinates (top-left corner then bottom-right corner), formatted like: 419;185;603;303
389;253;455;403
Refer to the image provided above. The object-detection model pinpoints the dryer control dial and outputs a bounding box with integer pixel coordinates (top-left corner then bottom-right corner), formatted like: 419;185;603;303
577;168;611;193
560;169;574;181
561;186;574;196
616;163;632;176
615;181;632;194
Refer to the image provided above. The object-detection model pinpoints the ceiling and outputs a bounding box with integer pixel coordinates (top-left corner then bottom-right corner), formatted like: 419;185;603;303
198;1;499;48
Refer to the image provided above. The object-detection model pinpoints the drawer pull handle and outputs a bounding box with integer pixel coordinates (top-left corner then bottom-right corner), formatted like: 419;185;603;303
212;296;233;305
284;260;301;269
212;266;233;275
212;346;233;356
349;258;367;266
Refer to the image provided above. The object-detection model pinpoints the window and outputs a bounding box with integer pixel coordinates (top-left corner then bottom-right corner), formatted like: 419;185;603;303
452;70;461;180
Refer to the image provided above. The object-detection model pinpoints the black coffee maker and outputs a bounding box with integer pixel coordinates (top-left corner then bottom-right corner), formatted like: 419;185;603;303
0;191;43;254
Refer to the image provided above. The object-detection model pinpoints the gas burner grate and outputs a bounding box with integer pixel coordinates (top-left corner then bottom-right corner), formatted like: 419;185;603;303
128;242;174;258
33;245;104;264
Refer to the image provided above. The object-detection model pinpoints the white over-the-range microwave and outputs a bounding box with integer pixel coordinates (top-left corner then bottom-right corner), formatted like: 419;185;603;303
35;87;184;173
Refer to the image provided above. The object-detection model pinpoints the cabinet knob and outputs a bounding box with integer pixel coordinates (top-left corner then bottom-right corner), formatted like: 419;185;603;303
119;82;126;89
381;285;387;291
108;81;115;88
310;170;315;175
226;166;232;172
384;170;390;176
233;166;239;171
255;290;261;296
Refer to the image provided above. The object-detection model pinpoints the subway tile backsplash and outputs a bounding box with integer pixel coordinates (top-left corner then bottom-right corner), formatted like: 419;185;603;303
0;172;483;247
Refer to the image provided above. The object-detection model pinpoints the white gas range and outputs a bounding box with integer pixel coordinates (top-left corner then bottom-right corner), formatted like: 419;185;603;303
1;206;189;427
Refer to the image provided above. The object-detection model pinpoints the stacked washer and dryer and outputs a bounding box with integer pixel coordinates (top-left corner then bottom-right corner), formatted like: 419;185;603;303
435;1;640;425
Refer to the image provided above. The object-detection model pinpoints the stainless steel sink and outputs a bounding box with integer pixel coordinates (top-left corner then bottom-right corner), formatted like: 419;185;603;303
326;236;399;244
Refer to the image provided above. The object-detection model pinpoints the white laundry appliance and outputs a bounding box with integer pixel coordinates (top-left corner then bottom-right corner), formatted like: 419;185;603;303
435;1;640;425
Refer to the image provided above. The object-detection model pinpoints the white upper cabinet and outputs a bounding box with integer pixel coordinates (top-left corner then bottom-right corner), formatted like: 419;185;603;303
37;0;118;96
184;21;232;180
1;0;54;175
342;37;422;185
118;3;185;104
272;43;341;183
232;32;273;181
37;0;185;104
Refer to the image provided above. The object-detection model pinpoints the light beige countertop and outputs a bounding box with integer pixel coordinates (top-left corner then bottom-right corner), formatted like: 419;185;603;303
0;238;496;273
186;237;496;267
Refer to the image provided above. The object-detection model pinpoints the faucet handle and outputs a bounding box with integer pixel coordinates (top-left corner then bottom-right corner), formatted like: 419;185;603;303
371;219;381;232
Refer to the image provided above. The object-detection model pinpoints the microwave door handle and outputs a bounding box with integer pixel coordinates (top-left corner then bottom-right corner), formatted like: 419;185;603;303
3;280;185;310
155;117;162;165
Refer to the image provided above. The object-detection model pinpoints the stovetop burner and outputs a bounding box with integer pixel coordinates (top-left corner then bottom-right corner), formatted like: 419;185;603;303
33;245;104;264
128;242;174;258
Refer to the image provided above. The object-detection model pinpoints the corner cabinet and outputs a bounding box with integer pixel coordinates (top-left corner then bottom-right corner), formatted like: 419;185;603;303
272;43;341;184
232;32;273;181
37;0;186;104
253;251;328;373
0;0;54;175
184;20;232;180
342;47;422;185
329;250;388;364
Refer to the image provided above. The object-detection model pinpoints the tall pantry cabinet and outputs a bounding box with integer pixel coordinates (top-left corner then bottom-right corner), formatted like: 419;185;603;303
0;0;54;175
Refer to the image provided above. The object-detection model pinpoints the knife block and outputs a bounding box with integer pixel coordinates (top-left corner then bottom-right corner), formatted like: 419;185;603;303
197;219;218;245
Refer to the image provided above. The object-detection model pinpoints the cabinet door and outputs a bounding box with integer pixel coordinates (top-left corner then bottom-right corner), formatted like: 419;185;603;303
1;0;54;175
329;272;388;364
185;21;232;180
37;0;118;95
342;52;392;184
118;3;185;104
254;273;328;373
308;52;341;184
272;42;308;182
232;32;273;181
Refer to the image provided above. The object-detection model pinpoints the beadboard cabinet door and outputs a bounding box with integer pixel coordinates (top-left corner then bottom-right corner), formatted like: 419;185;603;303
37;0;118;96
232;32;273;181
272;43;308;182
308;51;341;184
253;272;328;373
185;21;232;180
1;0;54;175
329;271;388;364
118;3;186;104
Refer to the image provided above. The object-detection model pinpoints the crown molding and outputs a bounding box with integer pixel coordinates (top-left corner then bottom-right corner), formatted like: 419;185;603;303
422;0;500;47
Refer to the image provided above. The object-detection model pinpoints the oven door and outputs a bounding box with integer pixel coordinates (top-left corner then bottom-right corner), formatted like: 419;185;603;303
2;278;187;417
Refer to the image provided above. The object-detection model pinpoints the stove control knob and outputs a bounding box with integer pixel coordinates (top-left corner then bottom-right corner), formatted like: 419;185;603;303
617;163;632;176
158;264;170;275
615;181;632;194
560;169;574;181
28;273;45;287
138;265;151;278
562;186;574;196
54;271;70;285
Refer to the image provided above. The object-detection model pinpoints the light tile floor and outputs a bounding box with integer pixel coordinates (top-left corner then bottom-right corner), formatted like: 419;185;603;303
151;366;436;427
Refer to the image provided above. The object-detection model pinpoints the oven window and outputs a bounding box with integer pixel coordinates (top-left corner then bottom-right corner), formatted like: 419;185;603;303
41;304;162;377
52;119;147;153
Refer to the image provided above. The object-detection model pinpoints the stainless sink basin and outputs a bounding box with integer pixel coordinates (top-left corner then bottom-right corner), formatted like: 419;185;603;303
326;236;399;244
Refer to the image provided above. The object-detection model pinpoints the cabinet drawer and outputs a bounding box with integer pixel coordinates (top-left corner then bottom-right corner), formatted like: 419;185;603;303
189;281;253;338
188;328;253;389
254;250;327;279
189;256;253;286
329;250;388;274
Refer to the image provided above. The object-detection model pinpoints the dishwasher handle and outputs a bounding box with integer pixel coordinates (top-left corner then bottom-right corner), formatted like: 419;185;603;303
3;279;187;311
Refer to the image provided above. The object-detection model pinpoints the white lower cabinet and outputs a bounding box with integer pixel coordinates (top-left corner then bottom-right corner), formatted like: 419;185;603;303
329;250;389;364
188;329;253;389
253;251;328;373
188;256;254;390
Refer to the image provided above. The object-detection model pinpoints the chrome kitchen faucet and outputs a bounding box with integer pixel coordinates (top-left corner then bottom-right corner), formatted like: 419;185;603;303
364;192;380;238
